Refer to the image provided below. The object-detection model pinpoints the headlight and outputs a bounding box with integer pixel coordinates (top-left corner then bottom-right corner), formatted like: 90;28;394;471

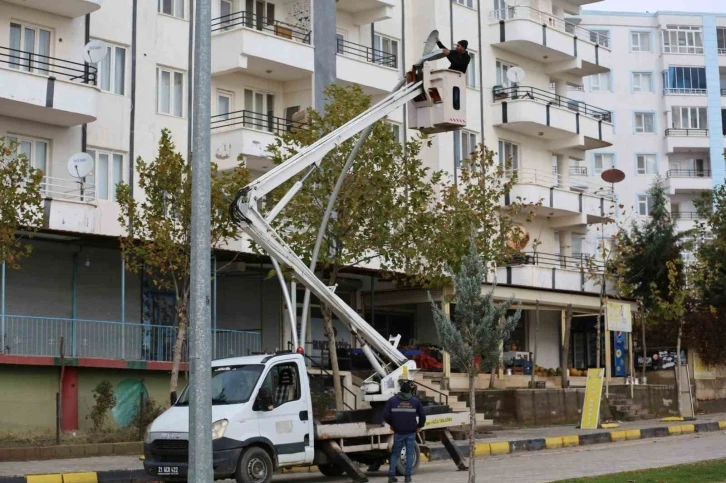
212;419;229;440
144;425;152;444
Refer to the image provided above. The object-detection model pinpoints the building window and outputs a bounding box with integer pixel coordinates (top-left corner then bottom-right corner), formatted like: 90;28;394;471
498;140;519;170
662;25;703;54
632;72;652;93
217;91;233;121
630;31;651;52
336;32;345;54
387;122;402;144
9;22;52;74
637;194;655;216
454;131;477;168
85;150;125;201
590;73;611;92
244;89;275;132
636;154;657;175
6;135;48;176
453;0;475;8
662;66;707;94
466;52;477;88
373;34;399;69
718;28;726;54
634;112;655;133
593;153;614;175
589;29;610;49
673;107;708;130
158;0;185;18
94;43;126;95
156;67;185;117
496;60;516;88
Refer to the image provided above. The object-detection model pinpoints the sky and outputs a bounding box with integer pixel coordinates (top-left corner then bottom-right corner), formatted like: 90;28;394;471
584;0;726;14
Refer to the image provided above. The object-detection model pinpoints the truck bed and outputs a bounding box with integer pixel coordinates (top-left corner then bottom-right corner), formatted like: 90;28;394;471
315;411;471;440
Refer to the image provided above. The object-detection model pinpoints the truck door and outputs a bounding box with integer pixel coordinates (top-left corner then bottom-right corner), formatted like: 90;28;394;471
256;361;311;466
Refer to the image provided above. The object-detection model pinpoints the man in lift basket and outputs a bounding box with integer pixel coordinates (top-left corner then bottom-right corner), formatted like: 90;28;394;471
383;380;427;483
436;38;471;73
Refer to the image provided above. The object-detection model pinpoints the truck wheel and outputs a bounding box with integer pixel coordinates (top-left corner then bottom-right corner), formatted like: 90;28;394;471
236;447;273;483
395;441;421;476
318;464;345;477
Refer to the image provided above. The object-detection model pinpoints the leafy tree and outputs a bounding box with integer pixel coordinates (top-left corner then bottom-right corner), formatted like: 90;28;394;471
429;241;521;483
0;137;44;268
88;380;116;432
116;129;249;396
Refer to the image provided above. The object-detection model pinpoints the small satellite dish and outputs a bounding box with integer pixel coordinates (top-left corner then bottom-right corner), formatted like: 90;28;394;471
601;168;625;184
82;40;107;65
68;152;94;179
422;30;440;57
507;67;527;84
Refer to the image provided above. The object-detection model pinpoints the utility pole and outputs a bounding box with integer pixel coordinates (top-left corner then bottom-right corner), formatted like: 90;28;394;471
188;0;213;481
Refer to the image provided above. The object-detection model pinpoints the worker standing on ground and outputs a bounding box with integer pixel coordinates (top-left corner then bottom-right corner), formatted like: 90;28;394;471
383;380;427;483
436;38;471;73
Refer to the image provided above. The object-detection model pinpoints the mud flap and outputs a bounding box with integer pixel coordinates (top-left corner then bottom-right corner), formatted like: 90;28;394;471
441;429;468;471
321;440;369;483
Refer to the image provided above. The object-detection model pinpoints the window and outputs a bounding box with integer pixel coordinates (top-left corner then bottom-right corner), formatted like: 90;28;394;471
454;131;477;168
387;122;402;144
593;153;614;175
244;89;275;132
94;43;126;95
673;107;708;129
9;22;52;74
493;0;514;19
496;60;515;88
634;112;655;133
86;149;125;201
589;29;610;49
158;0;185;18
590;73;611;92
571;235;586;259
259;363;301;408
631;31;651;52
663;66;707;93
156;67;185;117
498;140;519;170
217;91;233;121
632;72;652;93
718;28;726;54
373;34;399;69
6;136;48;179
662;25;703;54
636;154;657;175
336;33;345;54
454;0;475;8
466;52;477;88
637;194;655;216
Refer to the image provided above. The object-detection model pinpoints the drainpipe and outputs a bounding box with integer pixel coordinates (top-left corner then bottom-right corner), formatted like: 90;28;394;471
71;252;78;358
121;256;126;360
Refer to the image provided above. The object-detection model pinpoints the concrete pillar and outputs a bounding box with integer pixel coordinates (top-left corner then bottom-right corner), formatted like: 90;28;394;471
61;367;79;431
313;0;337;113
559;230;573;258
554;79;568;98
556;154;569;186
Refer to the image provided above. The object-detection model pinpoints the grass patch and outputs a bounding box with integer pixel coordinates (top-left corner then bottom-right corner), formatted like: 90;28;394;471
557;459;726;482
0;429;141;448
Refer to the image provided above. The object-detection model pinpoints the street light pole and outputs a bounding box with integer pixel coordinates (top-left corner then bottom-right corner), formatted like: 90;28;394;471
188;0;213;481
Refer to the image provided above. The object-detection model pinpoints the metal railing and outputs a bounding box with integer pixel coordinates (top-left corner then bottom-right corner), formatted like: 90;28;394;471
0;46;96;84
507;167;615;199
665;128;709;137
663;88;707;95
720;48;726;55
211;11;311;44
336;38;397;68
507;251;604;271
721;88;726;96
489;6;611;49
42;176;96;202
413;379;448;406
672;211;705;220
211;109;307;135
570;166;588;176
492;85;612;122
667;169;711;178
1;315;261;361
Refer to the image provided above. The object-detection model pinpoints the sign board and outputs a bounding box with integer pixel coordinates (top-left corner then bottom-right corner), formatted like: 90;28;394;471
606;301;632;333
580;368;605;430
613;331;626;377
693;353;716;380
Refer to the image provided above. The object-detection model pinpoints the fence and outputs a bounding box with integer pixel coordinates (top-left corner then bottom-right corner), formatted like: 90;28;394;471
336;38;397;68
0;46;96;84
665;128;709;137
211;109;307;135
507;251;604;271
211;11;311;44
492;85;612;122
672;211;704;220
667;169;712;178
42;176;97;202
1;316;261;361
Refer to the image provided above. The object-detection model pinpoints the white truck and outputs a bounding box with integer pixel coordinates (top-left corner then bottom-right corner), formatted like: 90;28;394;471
144;34;475;483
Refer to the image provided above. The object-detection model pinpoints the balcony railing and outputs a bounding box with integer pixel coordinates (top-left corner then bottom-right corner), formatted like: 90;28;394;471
336;38;397;68
489;6;611;50
493;85;612;122
0;46;97;84
665;128;709;137
1;315;261;361
507;167;614;199
672;211;705;220
721;88;726;96
663;88;707;95
211;110;307;135
570;166;588;176
506;251;604;271
211;11;312;44
43;176;96;202
667;169;712;178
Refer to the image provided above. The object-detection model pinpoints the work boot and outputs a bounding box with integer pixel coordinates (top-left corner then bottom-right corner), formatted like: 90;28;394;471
405;477;412;483
388;477;398;483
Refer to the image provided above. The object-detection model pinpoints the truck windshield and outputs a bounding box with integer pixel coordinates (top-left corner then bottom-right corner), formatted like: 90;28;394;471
176;364;264;406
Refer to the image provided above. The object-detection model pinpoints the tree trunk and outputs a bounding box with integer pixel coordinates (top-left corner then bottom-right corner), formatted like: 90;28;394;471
170;306;187;396
323;305;344;411
641;311;647;380
676;319;683;416
531;300;539;389
468;371;476;483
560;305;572;389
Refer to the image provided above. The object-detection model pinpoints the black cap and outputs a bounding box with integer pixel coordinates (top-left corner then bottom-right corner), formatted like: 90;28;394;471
400;380;412;393
457;40;468;49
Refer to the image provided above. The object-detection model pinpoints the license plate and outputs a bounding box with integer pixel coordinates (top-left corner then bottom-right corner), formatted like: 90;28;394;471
157;466;180;476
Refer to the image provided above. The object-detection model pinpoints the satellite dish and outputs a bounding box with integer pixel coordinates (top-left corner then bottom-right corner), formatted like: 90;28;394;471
422;30;440;56
82;40;107;64
507;67;526;84
601;168;625;184
68;152;94;179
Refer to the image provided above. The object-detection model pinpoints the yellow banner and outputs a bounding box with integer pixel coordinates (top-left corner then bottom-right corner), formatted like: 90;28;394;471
580;368;605;430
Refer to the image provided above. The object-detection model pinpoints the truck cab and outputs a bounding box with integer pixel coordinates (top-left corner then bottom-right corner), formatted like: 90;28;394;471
144;353;314;482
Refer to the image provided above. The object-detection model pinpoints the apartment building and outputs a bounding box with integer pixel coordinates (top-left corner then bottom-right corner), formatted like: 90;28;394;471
570;10;726;240
0;0;625;430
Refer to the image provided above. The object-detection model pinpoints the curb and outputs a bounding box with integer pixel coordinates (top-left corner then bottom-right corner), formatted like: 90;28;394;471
3;421;725;482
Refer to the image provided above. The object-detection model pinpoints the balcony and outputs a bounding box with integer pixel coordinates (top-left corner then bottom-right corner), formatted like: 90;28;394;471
211;110;307;172
3;0;100;18
1;315;261;362
211;11;313;81
336;0;395;24
494;252;606;294
673;211;705;232
505;168;614;226
489;6;610;79
0;47;98;126
665;170;713;195
492;86;613;153
336;39;399;94
665;128;710;153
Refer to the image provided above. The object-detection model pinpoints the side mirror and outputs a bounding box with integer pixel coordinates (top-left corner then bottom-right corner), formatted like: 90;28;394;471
253;388;274;412
170;391;178;406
